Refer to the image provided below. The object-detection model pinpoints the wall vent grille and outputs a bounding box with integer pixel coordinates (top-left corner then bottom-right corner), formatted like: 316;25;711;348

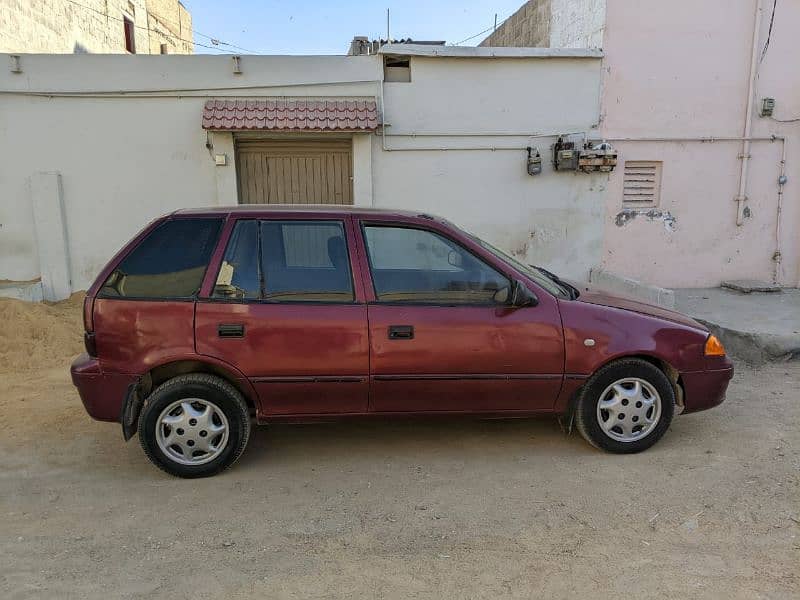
622;161;662;206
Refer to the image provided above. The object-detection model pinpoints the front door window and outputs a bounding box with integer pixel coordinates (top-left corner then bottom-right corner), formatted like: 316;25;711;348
362;225;510;304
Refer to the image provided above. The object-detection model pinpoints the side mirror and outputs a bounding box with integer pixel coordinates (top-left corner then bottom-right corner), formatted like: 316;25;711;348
509;279;538;307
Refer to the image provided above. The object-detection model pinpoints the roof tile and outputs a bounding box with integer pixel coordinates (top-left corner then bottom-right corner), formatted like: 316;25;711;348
202;98;380;132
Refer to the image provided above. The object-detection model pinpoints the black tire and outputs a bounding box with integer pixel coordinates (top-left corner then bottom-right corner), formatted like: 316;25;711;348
575;358;675;453
138;374;251;478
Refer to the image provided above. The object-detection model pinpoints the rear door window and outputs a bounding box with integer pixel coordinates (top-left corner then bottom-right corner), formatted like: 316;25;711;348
100;218;222;299
261;221;354;302
213;220;261;299
212;219;354;303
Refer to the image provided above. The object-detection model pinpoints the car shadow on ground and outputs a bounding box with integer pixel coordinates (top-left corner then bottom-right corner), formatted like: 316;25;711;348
234;416;590;470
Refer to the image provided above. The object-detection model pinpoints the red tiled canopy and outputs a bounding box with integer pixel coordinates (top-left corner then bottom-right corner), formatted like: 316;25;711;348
202;98;379;132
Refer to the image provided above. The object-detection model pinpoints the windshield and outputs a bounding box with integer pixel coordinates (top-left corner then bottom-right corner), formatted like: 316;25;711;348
451;225;572;299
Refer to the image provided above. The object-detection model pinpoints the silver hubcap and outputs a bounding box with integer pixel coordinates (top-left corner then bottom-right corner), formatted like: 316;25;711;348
155;399;229;466
596;377;662;443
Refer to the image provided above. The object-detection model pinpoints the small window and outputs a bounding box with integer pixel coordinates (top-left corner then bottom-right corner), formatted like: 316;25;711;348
261;221;354;302
623;161;662;206
160;43;168;55
123;16;136;53
363;225;510;304
101;218;222;299
384;56;411;82
213;220;260;299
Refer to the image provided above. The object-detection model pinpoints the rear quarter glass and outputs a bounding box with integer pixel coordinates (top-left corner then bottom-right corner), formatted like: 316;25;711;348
96;217;223;300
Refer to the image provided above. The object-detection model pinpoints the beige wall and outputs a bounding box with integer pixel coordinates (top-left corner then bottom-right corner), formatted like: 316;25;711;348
599;0;800;287
145;0;192;54
0;0;192;54
0;51;603;294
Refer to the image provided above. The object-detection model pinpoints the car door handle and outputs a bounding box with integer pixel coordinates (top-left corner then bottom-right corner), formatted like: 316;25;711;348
388;325;414;340
218;323;245;338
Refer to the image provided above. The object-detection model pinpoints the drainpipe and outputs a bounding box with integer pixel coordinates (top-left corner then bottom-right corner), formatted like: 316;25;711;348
774;137;787;284
735;0;763;226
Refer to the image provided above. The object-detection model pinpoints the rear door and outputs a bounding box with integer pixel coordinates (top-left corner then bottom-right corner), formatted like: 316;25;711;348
195;215;369;415
357;220;564;413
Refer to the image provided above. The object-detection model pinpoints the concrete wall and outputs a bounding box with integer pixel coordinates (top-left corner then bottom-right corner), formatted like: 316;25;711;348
0;52;603;295
0;0;192;54
549;0;604;48
479;1;551;48
481;0;605;49
599;0;800;288
145;0;192;54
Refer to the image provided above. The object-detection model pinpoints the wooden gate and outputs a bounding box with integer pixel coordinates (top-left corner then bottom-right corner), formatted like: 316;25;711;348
235;138;353;205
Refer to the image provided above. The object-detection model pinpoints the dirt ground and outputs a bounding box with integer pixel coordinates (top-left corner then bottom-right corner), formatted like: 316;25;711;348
0;298;798;599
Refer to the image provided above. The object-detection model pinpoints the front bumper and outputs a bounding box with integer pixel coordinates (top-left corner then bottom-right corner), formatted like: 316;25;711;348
680;361;734;414
71;353;137;422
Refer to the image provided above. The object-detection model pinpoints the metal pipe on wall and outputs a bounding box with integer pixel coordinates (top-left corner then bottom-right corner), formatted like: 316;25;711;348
605;135;788;285
735;0;764;226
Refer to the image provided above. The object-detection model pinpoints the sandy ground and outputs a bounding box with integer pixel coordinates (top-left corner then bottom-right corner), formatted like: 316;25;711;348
0;299;798;599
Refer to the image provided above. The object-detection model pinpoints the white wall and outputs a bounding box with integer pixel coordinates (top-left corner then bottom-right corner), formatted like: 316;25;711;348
0;51;602;294
373;55;604;279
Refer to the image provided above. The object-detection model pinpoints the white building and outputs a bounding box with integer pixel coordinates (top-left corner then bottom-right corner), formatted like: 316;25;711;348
0;46;606;301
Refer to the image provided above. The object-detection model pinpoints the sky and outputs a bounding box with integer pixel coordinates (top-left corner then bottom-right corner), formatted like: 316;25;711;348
180;0;526;55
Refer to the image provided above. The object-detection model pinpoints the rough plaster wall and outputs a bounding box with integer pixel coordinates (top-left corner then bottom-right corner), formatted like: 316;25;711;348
479;1;551;48
0;0;191;54
599;0;800;288
549;0;605;48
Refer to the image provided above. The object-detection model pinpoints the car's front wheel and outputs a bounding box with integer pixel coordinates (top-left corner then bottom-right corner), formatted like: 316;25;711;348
575;358;675;453
138;374;251;478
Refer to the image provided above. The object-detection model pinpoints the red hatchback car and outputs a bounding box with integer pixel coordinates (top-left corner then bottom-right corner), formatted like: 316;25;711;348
71;206;733;477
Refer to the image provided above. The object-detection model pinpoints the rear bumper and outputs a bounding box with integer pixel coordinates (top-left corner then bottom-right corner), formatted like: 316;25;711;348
71;353;136;422
680;363;734;414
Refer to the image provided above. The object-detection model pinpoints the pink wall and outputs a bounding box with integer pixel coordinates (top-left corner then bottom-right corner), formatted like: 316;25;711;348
599;0;799;288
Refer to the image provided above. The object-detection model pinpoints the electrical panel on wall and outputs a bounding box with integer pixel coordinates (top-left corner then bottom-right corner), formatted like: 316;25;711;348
552;136;618;173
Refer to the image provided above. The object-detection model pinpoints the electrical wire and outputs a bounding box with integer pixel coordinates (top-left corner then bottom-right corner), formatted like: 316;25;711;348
452;10;515;46
63;0;252;54
760;0;777;62
193;32;254;54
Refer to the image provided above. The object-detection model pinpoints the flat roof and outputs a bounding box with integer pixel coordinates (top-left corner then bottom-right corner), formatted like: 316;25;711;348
378;43;603;59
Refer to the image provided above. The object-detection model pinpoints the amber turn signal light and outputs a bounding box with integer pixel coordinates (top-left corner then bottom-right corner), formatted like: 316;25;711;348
704;334;726;357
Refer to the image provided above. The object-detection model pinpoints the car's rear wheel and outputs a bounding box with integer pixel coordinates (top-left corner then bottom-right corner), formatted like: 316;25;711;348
138;374;251;478
575;358;675;453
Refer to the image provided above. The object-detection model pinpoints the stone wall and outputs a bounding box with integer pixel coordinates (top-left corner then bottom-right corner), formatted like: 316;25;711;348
145;0;193;54
0;0;192;54
480;0;605;49
480;1;551;48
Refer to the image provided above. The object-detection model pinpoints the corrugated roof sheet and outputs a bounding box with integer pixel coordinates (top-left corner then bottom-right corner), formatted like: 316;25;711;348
202;98;379;132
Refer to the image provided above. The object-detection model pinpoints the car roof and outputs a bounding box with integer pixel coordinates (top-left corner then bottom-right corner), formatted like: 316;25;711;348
173;205;436;221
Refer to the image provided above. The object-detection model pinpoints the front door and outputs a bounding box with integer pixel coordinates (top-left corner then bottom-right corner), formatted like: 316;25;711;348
359;223;564;413
196;217;369;415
